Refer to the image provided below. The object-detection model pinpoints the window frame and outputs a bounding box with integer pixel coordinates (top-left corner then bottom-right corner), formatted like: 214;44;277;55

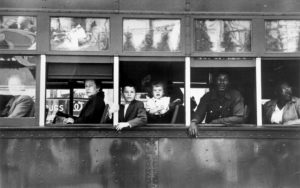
120;14;186;56
43;55;114;127
0;54;41;127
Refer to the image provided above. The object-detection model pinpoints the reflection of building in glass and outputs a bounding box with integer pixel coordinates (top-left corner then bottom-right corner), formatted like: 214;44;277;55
266;20;300;52
50;17;110;51
0;16;37;50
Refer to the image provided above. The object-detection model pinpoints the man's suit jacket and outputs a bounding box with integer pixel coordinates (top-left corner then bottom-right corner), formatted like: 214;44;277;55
119;100;147;127
7;95;34;117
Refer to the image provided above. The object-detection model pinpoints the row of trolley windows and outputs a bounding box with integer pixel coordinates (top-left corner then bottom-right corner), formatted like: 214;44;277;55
3;15;300;53
1;55;300;126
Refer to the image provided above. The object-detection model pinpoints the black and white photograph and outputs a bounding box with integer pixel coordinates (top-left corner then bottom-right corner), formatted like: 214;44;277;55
1;0;300;188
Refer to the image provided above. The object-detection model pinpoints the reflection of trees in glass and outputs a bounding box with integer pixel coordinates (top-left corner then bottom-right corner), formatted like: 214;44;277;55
141;21;155;51
123;31;135;51
297;32;300;52
123;19;180;52
265;22;283;52
157;31;170;51
141;31;155;51
244;31;251;52
195;21;212;51
221;22;235;52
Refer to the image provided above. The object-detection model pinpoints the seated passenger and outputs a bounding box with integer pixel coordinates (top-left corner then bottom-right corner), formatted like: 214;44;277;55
145;82;180;123
63;79;105;124
0;75;34;117
108;84;147;130
263;82;300;125
189;72;245;136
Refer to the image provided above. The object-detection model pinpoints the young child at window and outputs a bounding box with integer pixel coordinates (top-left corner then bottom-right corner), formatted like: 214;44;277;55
146;81;178;123
108;84;147;130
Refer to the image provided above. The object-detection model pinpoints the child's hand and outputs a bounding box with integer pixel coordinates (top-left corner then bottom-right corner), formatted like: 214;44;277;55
115;122;131;131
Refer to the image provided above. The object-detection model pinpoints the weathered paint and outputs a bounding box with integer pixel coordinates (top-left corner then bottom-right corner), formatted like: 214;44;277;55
1;127;300;188
1;0;300;12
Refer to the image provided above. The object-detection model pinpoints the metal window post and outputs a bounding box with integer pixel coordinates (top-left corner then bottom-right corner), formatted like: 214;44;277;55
185;57;191;126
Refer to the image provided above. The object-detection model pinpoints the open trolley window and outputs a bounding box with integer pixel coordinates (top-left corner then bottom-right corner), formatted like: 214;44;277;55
190;58;257;125
45;56;113;125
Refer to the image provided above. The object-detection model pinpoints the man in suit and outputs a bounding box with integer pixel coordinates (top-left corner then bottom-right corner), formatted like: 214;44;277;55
0;75;34;117
109;84;147;130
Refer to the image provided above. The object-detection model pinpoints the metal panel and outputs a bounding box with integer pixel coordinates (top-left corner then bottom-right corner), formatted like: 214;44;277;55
0;0;115;10
158;138;300;188
1;128;300;188
190;0;300;12
119;0;186;12
0;138;157;188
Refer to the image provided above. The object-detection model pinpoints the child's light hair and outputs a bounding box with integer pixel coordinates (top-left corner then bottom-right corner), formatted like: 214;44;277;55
151;81;166;96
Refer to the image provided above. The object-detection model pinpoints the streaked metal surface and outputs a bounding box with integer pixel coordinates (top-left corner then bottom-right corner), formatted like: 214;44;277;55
1;127;300;188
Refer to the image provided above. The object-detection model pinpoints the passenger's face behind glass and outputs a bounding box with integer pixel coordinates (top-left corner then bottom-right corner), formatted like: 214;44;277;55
123;86;136;103
278;83;293;102
152;85;164;99
216;74;229;92
8;76;25;96
85;80;99;98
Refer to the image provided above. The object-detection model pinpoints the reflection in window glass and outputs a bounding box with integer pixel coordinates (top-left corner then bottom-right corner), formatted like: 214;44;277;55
0;56;36;118
195;20;251;52
265;20;300;52
262;60;300;125
46;89;70;124
50;17;110;51
120;61;185;124
0;16;37;50
123;19;181;52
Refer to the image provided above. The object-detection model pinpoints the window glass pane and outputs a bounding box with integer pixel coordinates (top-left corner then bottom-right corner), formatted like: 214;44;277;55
262;59;300;125
46;62;113;125
123;19;181;52
265;20;300;52
191;59;256;125
195;20;251;52
46;89;70;124
0;16;37;50
0;55;37;118
50;17;110;51
120;61;185;124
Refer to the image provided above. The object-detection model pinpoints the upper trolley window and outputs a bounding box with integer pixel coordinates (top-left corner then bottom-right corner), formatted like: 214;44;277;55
0;16;37;50
194;20;251;52
50;17;110;51
265;20;300;52
0;55;37;121
123;19;181;52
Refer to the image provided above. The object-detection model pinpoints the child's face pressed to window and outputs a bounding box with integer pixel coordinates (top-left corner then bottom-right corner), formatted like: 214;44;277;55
123;86;136;103
153;86;164;99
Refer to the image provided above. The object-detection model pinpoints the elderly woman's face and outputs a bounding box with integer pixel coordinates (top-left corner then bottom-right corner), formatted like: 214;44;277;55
279;83;292;101
85;80;98;97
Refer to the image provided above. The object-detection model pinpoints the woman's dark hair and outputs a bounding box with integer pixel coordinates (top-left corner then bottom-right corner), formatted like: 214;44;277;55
85;79;102;89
